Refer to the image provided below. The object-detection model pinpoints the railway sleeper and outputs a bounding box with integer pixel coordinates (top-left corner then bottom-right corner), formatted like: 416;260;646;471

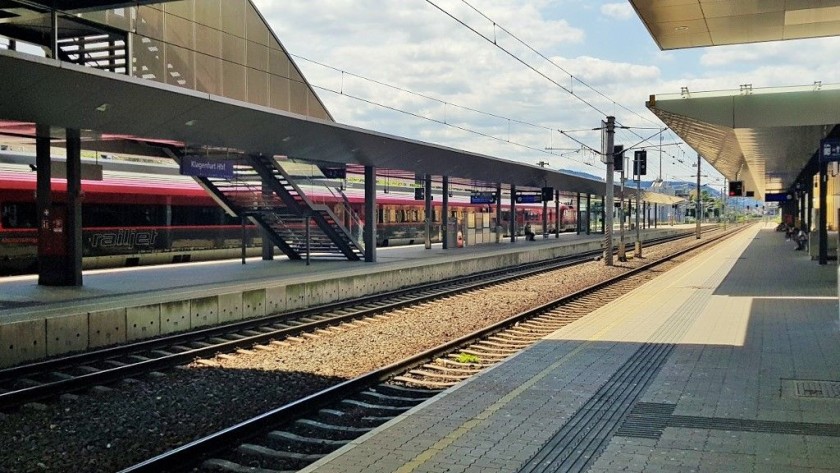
507;327;553;337
440;356;494;367
202;458;294;473
341;399;411;413
472;343;520;354
485;336;531;347
48;371;75;382
375;383;442;398
237;443;324;462
407;369;472;380
268;430;351;448
392;376;458;389
296;418;374;434
421;363;483;375
359;389;430;404
458;348;511;359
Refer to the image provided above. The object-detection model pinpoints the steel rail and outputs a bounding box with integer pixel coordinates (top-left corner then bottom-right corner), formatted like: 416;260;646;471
119;225;743;472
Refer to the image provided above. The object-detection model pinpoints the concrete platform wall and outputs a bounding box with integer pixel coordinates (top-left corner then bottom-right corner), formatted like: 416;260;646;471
0;228;690;368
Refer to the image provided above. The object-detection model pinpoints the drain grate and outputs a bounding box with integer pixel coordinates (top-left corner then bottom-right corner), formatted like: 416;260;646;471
792;380;840;399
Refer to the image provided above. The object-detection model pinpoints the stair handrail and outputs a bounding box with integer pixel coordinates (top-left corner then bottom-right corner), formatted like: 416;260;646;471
274;160;365;251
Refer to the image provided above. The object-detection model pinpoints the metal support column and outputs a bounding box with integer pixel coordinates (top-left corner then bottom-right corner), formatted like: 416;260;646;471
807;182;813;230
819;160;828;265
576;193;581;235
509;184;516;242
36;124;52;286
542;194;548;239
64;128;83;286
696;153;702;239
261;182;274;260
442;176;449;249
554;189;560;238
495;183;502;243
363;166;376;262
49;8;58;58
654;203;658;228
424;174;432;250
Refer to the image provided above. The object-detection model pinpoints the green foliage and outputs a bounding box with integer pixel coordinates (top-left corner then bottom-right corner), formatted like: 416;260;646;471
456;353;480;364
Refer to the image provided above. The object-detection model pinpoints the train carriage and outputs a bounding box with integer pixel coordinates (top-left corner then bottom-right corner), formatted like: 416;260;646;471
0;152;576;275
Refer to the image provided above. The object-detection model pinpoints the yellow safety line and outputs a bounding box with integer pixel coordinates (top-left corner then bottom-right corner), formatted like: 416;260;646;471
396;229;756;472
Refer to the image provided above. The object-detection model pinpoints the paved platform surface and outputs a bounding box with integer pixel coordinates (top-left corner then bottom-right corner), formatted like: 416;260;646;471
0;231;599;321
304;224;840;473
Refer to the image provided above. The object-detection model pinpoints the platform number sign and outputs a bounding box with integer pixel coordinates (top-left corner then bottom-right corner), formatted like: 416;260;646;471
820;138;840;163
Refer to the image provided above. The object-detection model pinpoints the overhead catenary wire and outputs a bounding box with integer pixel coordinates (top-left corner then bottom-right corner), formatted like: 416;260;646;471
427;0;706;177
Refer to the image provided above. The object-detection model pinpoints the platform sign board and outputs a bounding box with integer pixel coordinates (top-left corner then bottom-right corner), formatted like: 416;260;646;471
764;192;793;202
180;157;235;179
820;138;840;163
515;193;542;204
470;192;496;204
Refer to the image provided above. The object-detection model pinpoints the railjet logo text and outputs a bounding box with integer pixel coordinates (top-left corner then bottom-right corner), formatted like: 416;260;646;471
90;229;158;248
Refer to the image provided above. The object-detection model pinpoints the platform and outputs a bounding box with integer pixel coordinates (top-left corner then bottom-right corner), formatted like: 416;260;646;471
0;226;696;368
303;224;840;473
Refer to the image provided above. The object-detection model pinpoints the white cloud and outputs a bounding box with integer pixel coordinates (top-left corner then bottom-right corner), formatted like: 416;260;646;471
250;1;720;178
600;3;634;21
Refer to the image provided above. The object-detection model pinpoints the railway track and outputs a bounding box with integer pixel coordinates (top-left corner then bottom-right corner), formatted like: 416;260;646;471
0;229;715;412
119;225;745;473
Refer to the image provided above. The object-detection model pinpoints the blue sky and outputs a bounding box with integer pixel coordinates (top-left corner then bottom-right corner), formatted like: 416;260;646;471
252;1;840;189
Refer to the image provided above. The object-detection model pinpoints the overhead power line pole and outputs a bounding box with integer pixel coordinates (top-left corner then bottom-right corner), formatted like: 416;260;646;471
696;153;702;239
603;117;615;266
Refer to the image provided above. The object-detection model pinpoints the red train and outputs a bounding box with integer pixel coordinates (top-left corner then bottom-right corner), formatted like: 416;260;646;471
0;152;576;275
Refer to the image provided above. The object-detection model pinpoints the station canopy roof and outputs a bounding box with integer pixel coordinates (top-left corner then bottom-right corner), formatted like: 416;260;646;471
630;0;840;50
647;84;840;201
634;1;840;201
0;49;682;205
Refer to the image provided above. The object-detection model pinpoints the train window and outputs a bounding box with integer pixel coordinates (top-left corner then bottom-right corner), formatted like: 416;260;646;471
171;206;228;225
1;202;36;228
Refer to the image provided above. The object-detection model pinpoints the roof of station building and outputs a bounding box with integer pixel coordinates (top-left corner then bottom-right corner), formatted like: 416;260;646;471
630;0;840;50
0;1;682;205
647;84;840;200
633;1;840;200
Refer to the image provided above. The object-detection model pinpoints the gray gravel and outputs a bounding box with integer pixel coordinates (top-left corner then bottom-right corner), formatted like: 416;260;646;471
0;236;709;473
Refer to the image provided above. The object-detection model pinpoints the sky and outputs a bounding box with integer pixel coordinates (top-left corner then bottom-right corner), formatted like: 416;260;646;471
251;0;840;188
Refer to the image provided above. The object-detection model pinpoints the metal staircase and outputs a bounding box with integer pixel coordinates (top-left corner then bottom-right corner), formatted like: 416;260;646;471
186;154;364;261
57;33;128;75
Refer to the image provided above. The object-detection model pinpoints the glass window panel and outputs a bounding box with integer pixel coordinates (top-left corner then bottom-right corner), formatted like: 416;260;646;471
164;43;195;89
221;32;245;65
80;10;108;27
289;80;307;115
246;41;268;71
195;52;222;94
221;0;246;38
137;6;164;40
195;22;221;57
247;69;268;106
268;48;289;77
222;60;246;101
132;35;165;83
107;8;132;31
164;13;194;50
245;2;268;46
165;0;194;19
195;0;221;29
269;74;290;111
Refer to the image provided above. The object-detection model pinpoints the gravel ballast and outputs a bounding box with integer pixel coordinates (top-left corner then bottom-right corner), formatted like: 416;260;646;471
0;235;718;472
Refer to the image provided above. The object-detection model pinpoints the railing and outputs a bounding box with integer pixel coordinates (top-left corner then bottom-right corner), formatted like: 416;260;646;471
276;161;365;251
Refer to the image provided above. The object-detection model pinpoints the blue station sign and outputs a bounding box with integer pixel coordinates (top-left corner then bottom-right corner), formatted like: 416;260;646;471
180;157;235;179
820;138;840;163
470;192;496;204
515;193;542;204
764;192;793;202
